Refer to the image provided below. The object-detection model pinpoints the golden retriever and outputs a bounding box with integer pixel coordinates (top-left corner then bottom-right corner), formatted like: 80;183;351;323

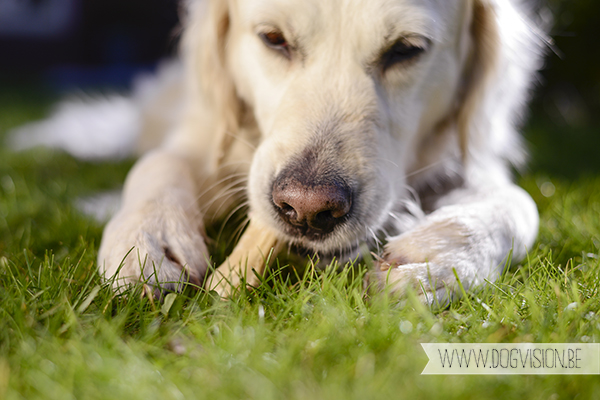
55;0;543;303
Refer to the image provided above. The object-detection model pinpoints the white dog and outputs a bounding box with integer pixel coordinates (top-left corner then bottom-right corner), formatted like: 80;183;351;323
14;0;545;303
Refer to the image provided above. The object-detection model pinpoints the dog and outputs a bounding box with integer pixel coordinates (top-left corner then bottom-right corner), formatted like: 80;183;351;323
17;0;545;304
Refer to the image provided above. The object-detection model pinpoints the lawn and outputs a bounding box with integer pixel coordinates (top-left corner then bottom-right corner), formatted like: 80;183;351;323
1;82;599;399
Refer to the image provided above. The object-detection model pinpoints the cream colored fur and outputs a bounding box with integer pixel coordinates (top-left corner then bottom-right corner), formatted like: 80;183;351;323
97;0;543;303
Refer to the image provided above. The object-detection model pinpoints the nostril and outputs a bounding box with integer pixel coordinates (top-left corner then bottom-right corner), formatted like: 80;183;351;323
310;210;335;229
279;202;301;224
280;202;294;213
272;172;353;236
316;210;333;221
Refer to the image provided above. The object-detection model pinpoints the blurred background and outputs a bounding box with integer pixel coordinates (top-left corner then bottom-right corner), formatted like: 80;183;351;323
0;0;597;176
0;0;179;88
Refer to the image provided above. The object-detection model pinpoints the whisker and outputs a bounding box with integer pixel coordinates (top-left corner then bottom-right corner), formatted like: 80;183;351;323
403;185;421;204
215;201;250;243
188;184;246;222
194;173;249;204
403;156;456;180
214;158;253;170
382;158;400;169
213;213;251;254
199;177;248;213
224;130;258;151
370;251;385;262
193;162;249;199
231;215;251;245
379;225;391;239
205;187;248;220
367;227;381;254
388;211;403;224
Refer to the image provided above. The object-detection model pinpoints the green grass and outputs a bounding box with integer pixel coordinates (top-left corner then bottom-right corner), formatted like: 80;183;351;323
1;85;599;399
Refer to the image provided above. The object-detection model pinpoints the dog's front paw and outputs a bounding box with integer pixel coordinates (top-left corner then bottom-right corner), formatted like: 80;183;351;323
366;262;456;306
366;217;483;306
98;200;209;294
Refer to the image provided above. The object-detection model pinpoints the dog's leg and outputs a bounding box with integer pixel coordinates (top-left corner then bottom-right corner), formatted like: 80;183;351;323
368;183;538;306
98;150;209;293
205;218;281;298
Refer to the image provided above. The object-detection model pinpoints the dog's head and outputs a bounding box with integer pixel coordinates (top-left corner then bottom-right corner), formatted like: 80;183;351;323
189;0;541;257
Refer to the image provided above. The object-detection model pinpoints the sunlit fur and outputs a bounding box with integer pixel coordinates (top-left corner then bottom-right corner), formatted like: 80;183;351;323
95;0;543;303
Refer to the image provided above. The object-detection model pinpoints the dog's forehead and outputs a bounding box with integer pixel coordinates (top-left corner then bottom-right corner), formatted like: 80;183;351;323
237;0;464;43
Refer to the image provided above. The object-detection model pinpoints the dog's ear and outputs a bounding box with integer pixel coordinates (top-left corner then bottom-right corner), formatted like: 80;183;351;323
456;0;499;163
183;0;242;166
457;0;543;168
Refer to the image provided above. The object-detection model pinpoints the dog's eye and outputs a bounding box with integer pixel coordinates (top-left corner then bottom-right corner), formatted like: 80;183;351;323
259;31;291;59
381;38;429;71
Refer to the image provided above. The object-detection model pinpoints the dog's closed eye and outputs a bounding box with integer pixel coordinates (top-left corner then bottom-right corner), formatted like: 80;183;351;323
380;36;430;72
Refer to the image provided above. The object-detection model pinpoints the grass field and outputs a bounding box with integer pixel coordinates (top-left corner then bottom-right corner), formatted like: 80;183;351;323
1;82;599;399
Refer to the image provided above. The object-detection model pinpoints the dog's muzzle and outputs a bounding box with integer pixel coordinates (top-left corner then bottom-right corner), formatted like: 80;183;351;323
271;172;352;241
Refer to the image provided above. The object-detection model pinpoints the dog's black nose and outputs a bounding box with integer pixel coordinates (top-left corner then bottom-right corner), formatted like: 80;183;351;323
272;174;352;237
